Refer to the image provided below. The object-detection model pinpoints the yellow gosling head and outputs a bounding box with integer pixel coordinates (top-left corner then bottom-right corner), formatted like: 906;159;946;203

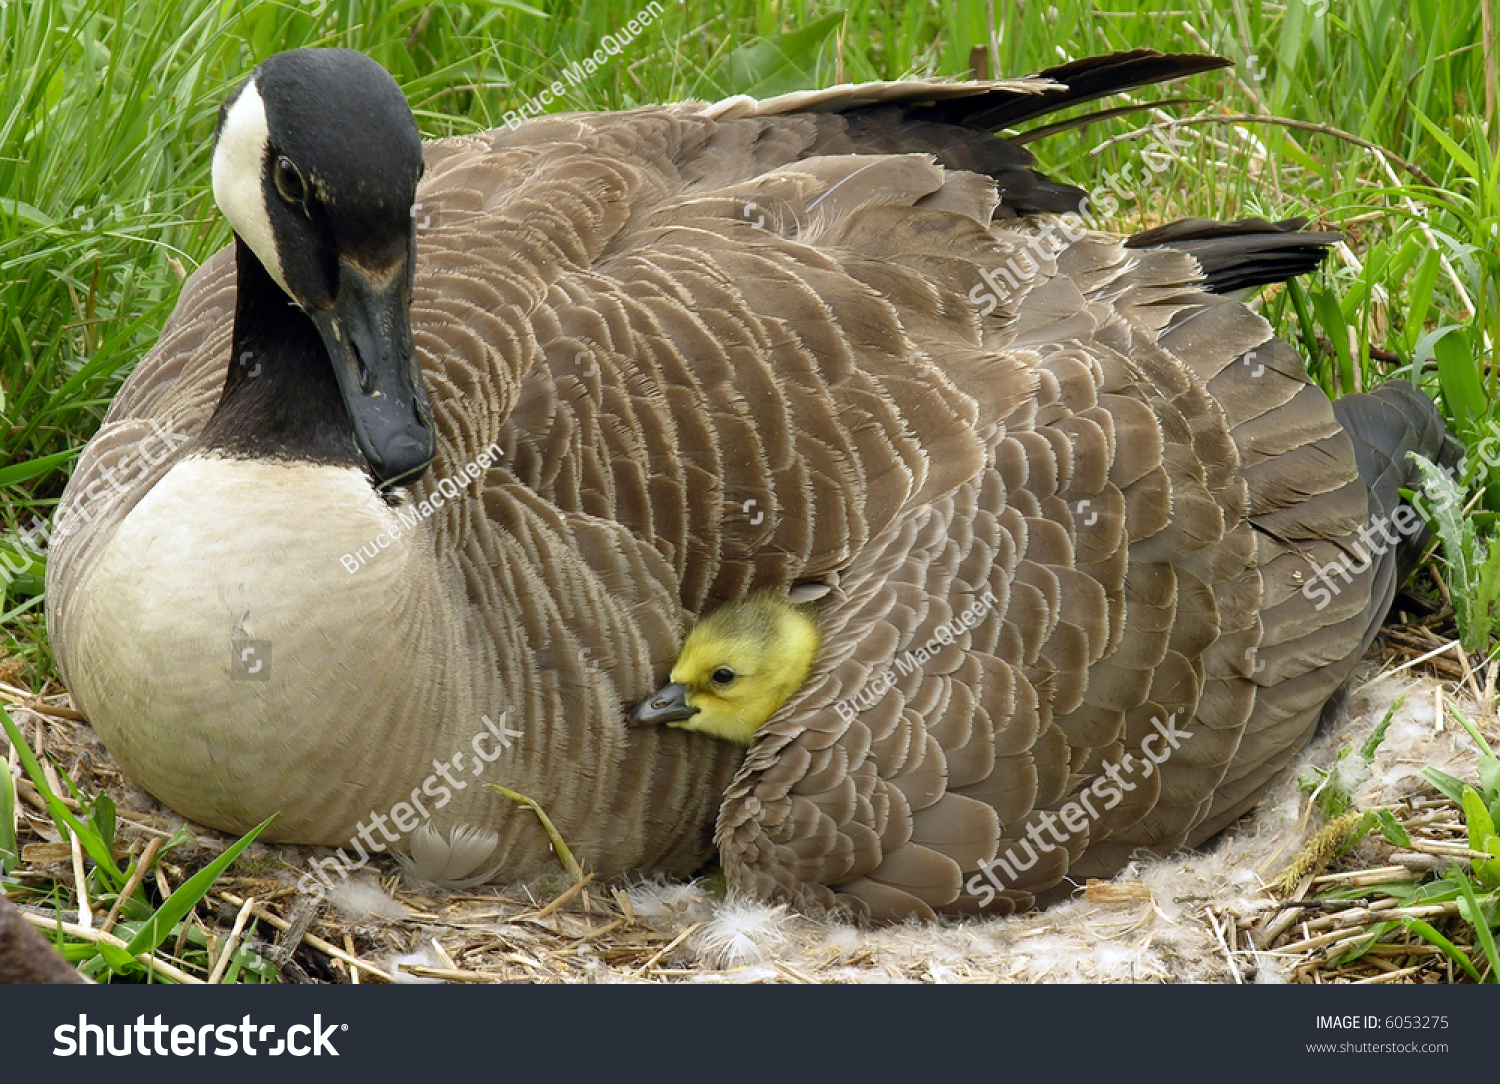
629;593;821;745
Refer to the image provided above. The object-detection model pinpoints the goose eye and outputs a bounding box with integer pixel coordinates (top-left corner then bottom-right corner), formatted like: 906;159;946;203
710;667;736;686
272;155;307;205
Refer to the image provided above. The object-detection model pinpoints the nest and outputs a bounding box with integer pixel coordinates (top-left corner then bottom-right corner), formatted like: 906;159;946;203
3;626;1496;983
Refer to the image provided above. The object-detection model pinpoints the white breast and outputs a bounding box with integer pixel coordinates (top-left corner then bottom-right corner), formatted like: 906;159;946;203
62;455;450;839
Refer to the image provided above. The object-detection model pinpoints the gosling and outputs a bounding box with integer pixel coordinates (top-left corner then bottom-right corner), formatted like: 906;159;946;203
629;593;820;744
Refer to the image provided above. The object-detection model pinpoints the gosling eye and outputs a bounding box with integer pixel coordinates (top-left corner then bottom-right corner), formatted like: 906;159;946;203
710;667;736;686
272;155;308;207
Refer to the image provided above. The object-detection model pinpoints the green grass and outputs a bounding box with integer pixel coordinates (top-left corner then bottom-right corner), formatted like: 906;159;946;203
1;0;1495;661
1301;701;1500;982
0;0;1497;980
3;709;275;983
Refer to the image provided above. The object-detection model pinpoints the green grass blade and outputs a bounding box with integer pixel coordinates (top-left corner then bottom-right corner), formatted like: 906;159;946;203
1422;766;1471;804
1446;703;1500;796
1311;286;1354;395
0;449;78;488
0;708;125;886
1329;919;1398;967
124;814;274;957
489;783;582;881
1373;807;1412;848
0;747;17;872
1399;915;1484;981
1410;105;1480;179
1449;870;1500;981
1434;328;1483;435
1360;696;1402;760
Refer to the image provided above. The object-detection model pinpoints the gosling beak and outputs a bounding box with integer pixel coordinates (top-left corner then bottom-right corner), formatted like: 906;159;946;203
629;683;699;727
311;256;435;486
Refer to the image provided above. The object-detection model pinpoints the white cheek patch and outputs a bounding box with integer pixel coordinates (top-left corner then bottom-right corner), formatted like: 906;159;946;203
211;81;291;295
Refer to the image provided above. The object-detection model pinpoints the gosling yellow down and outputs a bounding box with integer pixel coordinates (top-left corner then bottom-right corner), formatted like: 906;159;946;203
631;595;820;745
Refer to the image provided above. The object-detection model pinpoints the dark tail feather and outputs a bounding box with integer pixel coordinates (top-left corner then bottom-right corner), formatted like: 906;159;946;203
1126;216;1342;294
1331;381;1462;657
1008;95;1207;145
959;50;1232;132
846;50;1232;218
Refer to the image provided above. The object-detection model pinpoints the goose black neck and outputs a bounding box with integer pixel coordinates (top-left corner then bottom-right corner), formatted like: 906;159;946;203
199;238;367;473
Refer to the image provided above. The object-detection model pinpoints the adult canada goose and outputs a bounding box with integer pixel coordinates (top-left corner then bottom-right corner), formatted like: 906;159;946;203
45;47;1455;922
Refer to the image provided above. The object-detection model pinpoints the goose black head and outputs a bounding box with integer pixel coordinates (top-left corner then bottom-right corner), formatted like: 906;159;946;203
211;48;433;484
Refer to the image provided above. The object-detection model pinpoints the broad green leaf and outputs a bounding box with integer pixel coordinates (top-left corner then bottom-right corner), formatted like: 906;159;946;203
1463;785;1498;840
1373;807;1411;848
1408;452;1481;650
1434;327;1483;434
1462;787;1500;888
1423;766;1470;805
1484;757;1500;800
705;12;844;98
87;793;116;855
96;941;142;974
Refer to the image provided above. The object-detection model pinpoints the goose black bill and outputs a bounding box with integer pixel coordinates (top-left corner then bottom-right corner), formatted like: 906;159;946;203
311;256;435;485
